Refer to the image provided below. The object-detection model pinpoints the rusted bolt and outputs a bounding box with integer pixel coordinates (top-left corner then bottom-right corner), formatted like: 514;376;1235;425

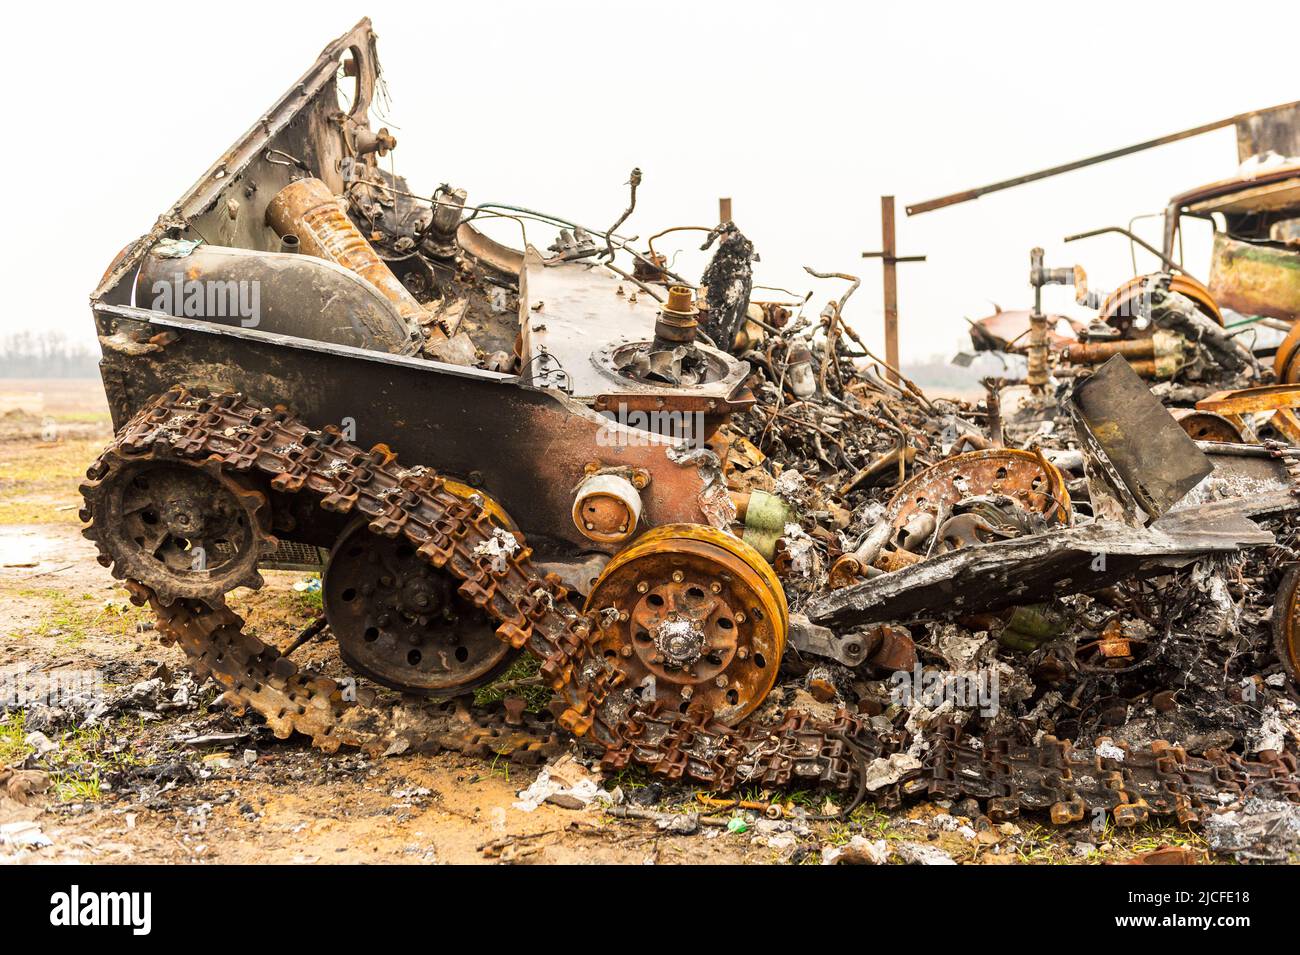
502;696;527;726
636;581;649;594
714;675;728;688
671;570;684;583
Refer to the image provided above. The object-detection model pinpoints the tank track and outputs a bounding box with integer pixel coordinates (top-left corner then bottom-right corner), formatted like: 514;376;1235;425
81;388;1300;825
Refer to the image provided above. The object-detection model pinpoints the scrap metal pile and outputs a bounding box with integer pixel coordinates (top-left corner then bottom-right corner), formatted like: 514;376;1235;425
77;20;1300;836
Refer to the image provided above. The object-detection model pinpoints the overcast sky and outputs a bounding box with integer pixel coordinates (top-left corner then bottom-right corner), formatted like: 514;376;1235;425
9;0;1296;361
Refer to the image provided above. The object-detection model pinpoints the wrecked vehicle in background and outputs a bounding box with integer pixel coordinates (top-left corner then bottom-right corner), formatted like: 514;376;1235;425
968;104;1300;427
78;20;1300;842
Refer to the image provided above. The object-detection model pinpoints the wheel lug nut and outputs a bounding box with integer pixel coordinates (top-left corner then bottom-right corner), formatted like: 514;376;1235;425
636;581;649;594
680;687;693;700
715;675;728;687
620;645;633;657
736;647;749;660
671;570;684;583
710;582;722;594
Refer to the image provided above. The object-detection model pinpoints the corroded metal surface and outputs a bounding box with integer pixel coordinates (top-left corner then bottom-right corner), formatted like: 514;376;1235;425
1170;407;1247;443
324;518;519;694
267;177;436;342
1210;232;1300;322
1275;565;1300;685
80;447;277;605
886;448;1072;531
1072;355;1213;520
91;313;717;555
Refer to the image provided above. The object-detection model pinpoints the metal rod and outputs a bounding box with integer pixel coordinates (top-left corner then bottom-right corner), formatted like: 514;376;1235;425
1063;225;1192;279
906;101;1300;216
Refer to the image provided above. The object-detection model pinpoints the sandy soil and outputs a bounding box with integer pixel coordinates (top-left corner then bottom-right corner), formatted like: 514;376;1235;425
0;380;1212;865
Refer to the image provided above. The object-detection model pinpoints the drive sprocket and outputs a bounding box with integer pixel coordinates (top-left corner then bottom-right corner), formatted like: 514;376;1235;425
80;446;277;605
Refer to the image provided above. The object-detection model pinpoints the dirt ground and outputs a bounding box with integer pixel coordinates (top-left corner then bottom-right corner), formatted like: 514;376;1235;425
0;379;1216;865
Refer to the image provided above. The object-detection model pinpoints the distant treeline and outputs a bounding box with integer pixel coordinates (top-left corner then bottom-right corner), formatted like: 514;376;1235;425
0;331;99;378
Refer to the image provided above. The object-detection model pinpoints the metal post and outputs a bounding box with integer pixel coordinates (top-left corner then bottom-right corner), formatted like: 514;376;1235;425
862;196;925;384
880;197;899;381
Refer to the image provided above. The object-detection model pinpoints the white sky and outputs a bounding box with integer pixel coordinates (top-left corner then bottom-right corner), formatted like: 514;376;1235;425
8;0;1297;361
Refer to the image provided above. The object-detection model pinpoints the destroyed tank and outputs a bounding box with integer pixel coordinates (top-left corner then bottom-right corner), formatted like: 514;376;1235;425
82;19;797;767
81;21;1300;819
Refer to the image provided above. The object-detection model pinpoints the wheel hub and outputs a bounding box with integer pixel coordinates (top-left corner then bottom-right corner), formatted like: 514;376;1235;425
654;615;706;666
159;496;208;537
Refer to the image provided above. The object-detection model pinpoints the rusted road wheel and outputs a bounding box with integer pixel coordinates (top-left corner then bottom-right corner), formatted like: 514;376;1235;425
585;524;787;725
322;484;521;695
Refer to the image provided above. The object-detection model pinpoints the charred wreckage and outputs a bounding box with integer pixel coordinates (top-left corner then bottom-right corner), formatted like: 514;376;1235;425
80;20;1300;838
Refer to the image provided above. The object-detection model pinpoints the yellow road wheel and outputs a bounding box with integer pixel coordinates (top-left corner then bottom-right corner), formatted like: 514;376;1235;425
584;524;787;725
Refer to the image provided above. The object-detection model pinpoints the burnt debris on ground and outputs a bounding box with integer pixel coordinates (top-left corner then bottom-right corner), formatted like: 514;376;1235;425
5;20;1300;863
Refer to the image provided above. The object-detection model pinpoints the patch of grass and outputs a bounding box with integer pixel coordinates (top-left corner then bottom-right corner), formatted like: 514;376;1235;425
293;577;323;614
605;766;653;792
49;411;112;425
485;752;512;782
54;774;102;802
14;587;153;644
473;654;550;712
45;722;152;802
0;714;148;801
0;436;104;524
0;712;33;766
849;804;896;836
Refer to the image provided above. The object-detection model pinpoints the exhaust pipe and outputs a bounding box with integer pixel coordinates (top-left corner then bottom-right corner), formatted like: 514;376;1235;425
267;178;444;341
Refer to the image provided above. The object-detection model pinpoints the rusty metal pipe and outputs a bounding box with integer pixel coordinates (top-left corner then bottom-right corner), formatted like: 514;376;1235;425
1060;338;1155;364
267;178;441;341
